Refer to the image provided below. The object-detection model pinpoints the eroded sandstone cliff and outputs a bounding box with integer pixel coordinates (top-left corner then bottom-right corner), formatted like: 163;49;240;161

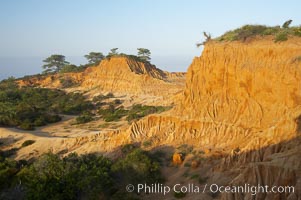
98;37;301;199
126;37;301;150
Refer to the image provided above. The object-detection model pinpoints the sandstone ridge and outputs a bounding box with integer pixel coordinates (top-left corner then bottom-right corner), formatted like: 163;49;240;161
18;56;185;98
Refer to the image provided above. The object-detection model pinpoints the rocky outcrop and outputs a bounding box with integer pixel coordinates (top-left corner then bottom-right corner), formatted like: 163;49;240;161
172;153;184;165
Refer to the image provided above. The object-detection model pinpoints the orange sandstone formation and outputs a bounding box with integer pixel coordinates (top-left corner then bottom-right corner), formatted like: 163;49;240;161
17;57;185;98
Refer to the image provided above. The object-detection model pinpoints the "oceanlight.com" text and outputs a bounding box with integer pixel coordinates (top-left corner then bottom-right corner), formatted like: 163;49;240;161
125;183;295;196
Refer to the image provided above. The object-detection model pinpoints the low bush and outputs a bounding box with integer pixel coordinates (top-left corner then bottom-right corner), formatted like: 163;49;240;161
105;54;150;63
0;149;163;199
0;84;92;130
142;140;152;147
98;104;171;123
190;174;199;179
216;23;301;42
0;148;19;158
112;149;162;186
18;153;114;200
92;93;115;102
98;106;128;122
126;104;171;122
21;140;35;148
177;144;193;156
121;144;137;154
0;157;18;189
59;77;77;88
274;31;288;42
59;64;85;73
75;112;94;124
113;99;122;105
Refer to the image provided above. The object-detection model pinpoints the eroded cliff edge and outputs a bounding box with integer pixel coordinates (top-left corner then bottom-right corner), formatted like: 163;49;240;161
128;38;301;149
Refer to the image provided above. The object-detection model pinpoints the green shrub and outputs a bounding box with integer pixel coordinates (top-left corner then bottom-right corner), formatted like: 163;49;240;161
216;23;301;42
0;86;92;129
292;26;301;37
59;77;76;88
199;150;205;154
126;113;142;122
190;174;199;179
142;140;152;147
97;103;171;123
75;112;94;124
33;116;47;126
18;152;113;200
0;157;18;189
121;144;137;154
106;93;114;98
45;114;61;123
21;140;35;148
113;99;122;105
75;115;93;124
217;25;268;41
93;94;106;102
92;93;115;103
177;144;193;155
99;106;128;122
274;31;288;42
1;150;163;199
126;104;171;122
262;27;280;35
149;150;166;165
59;64;84;73
105;54;149;63
19;121;34;130
0;148;19;158
112;149;162;186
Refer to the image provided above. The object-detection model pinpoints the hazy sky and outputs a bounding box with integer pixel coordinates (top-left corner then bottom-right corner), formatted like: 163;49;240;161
0;0;300;80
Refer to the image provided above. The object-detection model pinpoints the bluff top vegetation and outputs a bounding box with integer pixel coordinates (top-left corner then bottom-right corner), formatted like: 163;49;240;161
42;48;152;74
216;20;301;42
197;20;301;46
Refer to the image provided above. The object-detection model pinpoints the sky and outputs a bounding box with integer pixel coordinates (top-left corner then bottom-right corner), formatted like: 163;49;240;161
0;0;300;80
